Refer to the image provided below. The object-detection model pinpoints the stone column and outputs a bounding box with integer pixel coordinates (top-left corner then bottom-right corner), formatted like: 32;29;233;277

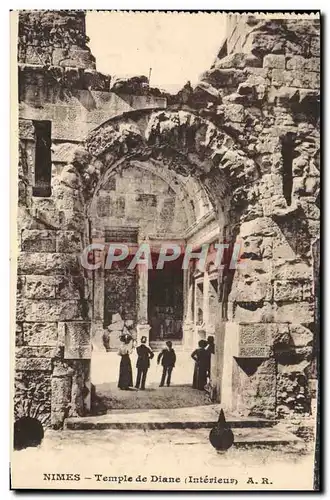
92;237;105;351
137;266;150;343
203;270;210;331
183;269;194;349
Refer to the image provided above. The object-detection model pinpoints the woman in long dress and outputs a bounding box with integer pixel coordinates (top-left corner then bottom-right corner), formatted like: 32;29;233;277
117;334;134;390
191;339;209;390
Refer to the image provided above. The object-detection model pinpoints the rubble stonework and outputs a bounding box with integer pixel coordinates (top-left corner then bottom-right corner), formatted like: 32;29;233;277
15;12;320;427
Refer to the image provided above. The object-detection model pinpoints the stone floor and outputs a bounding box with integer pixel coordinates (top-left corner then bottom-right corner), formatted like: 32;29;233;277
11;427;315;491
91;350;211;411
94;383;212;411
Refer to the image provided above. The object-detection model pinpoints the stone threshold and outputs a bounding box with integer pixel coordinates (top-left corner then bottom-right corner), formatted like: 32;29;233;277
64;405;277;431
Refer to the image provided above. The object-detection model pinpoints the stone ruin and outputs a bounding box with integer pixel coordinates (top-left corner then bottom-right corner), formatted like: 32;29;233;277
15;11;320;428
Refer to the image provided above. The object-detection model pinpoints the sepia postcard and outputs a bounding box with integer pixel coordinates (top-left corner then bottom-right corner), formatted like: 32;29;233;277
10;9;320;491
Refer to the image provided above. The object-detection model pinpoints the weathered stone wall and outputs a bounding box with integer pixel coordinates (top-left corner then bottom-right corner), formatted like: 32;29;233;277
90;164;189;238
15;11;320;426
197;15;320;418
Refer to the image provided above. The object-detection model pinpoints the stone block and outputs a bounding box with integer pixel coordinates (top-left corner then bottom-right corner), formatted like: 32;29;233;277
55;276;84;299
292;156;308;176
23;322;58;346
17;253;80;276
238;345;271;358
215;52;262;69
82;70;110;91
51;375;72;405
272;239;297;260
274;280;303;302
16;346;57;358
24;276;56;299
52;48;68;66
201;68;246;88
274;302;314;323
244;32;285;57
19;119;35;140
240;236;263;259
310;37;320;57
223;103;245;123
16;323;24;346
302;281;313;301
289;324;314;347
23;300;84;322
272;69;320;90
272;323;291;345
64;344;92;360
59;210;86;232
231;279;272;302
240;217;278;238
257;358;276;375
67;48;96;69
256;375;276;397
273;259;312;281
300;199;320;220
286;56;320;72
273;87;300;107
304;176;320;196
65;321;91;345
34;208;62;229
263;54;285;69
239;322;274;345
64;322;91;359
233;301;273;323
15;357;52;371
21;230;57;253
56;231;83;253
24;45;44;65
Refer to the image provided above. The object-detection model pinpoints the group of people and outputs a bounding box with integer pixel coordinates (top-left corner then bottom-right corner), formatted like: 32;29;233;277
117;333;215;392
117;335;176;391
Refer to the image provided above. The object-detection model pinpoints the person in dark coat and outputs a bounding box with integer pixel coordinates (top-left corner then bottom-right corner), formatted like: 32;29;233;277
135;336;154;390
205;335;215;379
191;339;209;390
157;341;176;387
117;334;133;390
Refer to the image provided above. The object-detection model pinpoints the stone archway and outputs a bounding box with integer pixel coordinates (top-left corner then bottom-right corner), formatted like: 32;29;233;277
55;108;262;415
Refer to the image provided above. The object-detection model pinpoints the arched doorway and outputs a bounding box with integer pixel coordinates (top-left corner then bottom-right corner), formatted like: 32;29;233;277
87;155;222;410
51;107;268;422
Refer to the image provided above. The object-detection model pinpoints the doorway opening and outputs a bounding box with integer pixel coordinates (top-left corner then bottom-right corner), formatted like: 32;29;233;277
148;254;184;344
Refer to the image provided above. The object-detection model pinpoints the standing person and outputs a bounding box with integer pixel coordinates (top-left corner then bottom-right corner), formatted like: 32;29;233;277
135;336;154;390
205;335;215;380
117;334;134;390
157;341;176;387
191;339;209;390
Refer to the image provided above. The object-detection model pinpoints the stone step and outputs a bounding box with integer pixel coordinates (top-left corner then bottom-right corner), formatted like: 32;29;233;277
64;405;277;431
149;341;186;352
232;427;303;447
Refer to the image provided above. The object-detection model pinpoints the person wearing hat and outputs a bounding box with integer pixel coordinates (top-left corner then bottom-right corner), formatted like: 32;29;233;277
117;333;134;390
157;340;176;387
191;339;209;390
135;336;154;390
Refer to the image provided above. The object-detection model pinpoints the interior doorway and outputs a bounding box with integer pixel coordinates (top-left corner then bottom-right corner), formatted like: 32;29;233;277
148;254;184;343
